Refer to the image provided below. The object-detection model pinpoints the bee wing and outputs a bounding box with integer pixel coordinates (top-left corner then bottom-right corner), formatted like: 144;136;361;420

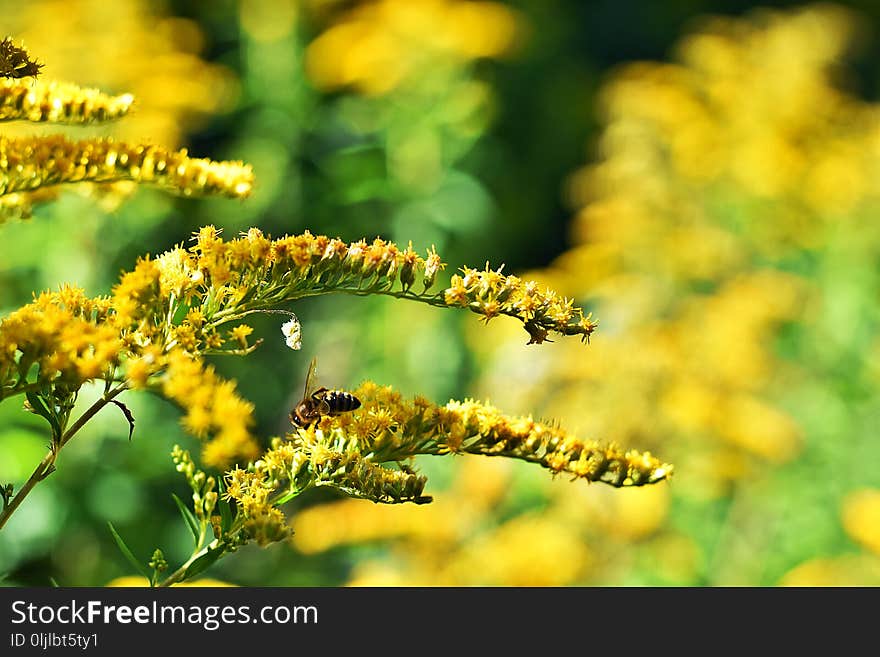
316;396;331;415
303;356;319;399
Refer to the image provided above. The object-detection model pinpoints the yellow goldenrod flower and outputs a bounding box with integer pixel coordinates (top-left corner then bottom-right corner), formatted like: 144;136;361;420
0;136;254;201
162;352;259;467
3;0;239;149
0;25;251;224
0;288;119;394
0;78;133;124
183;229;597;344
229;324;254;349
224;380;672;534
5;219;599;473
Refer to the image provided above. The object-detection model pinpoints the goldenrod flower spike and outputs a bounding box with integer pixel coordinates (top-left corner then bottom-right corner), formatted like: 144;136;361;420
0;37;253;223
180;229;596;344
308;449;432;505
0;78;133;124
224;381;672;532
444;264;597;343
0;136;254;201
438;397;672;486
0;228;596;473
0;35;267;541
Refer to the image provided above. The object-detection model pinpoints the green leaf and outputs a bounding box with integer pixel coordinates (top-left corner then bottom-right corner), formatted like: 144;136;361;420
48;576;59;587
272;488;300;507
182;545;224;581
26;391;61;438
171;493;200;546
107;522;151;580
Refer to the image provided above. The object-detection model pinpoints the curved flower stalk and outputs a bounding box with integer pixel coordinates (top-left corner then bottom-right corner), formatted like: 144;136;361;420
0;78;133;124
0;136;254;200
1;228;597;464
233;380;673;509
0;226;625;539
152;384;671;586
177;227;597;343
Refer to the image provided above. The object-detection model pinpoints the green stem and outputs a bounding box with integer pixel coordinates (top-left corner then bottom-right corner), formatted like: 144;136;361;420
156;486;303;587
0;383;128;531
0;380;49;403
0;451;56;531
210;288;447;328
156;538;221;588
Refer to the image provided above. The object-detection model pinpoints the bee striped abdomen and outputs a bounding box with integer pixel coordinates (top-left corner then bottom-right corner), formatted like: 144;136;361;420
322;390;361;414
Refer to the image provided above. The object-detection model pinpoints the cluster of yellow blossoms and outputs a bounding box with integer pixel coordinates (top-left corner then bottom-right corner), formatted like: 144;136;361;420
0;286;116;389
0;136;253;211
478;4;880;584
445;264;595;344
0;37;246;465
1;0;239;147
225;380;671;545
0;1;247;222
0;5;674;584
532;3;872;482
0;78;134;124
0;16;264;542
1;226;604;469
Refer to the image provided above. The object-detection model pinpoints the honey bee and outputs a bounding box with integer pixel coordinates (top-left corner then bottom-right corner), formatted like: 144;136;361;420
290;357;361;428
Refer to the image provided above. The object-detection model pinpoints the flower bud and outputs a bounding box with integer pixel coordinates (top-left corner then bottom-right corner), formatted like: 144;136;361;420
423;247;444;291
